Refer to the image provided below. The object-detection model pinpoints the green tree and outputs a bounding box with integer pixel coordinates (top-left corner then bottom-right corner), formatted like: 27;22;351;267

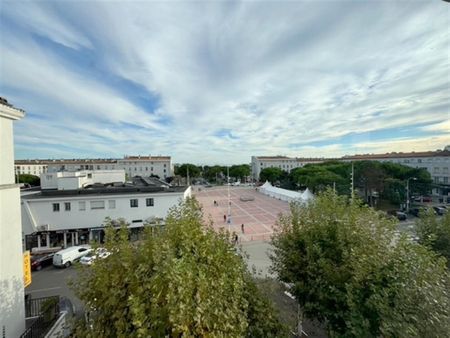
271;190;450;338
72;198;287;337
18;174;40;186
174;163;201;178
260;167;285;184
229;164;251;182
416;208;450;268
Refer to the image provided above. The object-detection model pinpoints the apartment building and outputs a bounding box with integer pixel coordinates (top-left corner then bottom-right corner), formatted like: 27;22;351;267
251;156;326;181
252;147;450;195
15;160;48;176
0;98;26;337
22;171;190;252
15;155;174;179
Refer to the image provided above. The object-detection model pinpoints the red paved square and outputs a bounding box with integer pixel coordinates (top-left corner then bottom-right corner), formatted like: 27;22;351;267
193;186;290;242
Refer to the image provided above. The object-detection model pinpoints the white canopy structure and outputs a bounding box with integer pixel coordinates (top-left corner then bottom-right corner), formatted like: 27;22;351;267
258;181;314;203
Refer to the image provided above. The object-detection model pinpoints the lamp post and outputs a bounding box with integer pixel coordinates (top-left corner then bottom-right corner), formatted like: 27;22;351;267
406;177;417;213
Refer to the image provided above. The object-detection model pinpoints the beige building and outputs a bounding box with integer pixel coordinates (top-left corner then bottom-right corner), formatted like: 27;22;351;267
0;98;26;337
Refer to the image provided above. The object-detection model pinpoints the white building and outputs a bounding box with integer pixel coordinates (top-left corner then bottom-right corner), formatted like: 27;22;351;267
17;155;174;180
251;156;326;181
0;98;26;337
40;170;125;190
22;174;191;251
15;160;48;176
342;149;450;195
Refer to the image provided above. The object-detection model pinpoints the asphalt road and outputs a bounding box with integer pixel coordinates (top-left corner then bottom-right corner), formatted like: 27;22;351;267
25;264;84;317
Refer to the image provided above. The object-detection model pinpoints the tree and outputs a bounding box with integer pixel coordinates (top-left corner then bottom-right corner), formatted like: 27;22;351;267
229;164;251;182
174;163;201;178
259;167;285;184
271;190;450;338
72;198;287;337
18;174;40;186
416;208;450;268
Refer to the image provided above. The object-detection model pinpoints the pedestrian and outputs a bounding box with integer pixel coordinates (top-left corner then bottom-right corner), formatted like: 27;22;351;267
224;214;227;222
213;200;216;206
241;223;245;234
234;233;239;245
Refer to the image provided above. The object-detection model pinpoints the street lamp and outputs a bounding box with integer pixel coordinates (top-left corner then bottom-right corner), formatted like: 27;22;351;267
406;177;417;213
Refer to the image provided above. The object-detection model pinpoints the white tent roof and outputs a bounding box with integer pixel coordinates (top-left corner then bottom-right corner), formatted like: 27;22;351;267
259;181;314;202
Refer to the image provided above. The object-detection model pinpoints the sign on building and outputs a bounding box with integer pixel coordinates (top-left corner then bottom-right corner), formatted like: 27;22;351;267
23;251;31;287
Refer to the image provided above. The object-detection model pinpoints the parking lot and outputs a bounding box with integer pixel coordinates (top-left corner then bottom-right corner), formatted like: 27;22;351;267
25;264;83;317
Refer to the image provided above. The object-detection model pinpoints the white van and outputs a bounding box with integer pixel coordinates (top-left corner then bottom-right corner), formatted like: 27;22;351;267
53;245;92;268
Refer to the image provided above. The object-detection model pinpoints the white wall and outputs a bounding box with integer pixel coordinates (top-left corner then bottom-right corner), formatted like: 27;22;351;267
41;170;126;190
0;103;25;337
22;190;186;233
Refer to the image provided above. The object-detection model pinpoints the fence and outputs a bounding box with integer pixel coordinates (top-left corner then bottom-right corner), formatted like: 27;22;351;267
21;296;60;338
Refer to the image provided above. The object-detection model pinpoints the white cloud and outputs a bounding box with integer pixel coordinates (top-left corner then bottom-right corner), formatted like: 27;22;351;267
1;1;449;164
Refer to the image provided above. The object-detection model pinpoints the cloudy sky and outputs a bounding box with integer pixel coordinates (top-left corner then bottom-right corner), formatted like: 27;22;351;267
1;1;449;164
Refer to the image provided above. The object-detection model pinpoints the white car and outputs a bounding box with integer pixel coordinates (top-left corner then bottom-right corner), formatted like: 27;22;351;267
80;248;111;266
53;245;92;268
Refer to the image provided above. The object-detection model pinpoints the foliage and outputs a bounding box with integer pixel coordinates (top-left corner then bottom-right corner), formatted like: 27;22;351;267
72;198;287;337
202;165;226;182
229;164;251;181
416;208;450;268
174;163;201;178
18;174;40;186
271;190;450;338
260;167;285;184
287;161;432;205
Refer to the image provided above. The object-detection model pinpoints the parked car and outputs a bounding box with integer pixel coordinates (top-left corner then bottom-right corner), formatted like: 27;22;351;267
31;253;54;271
422;196;433;203
387;210;407;221
80;248;111;266
409;208;421;217
53;245;92;268
433;206;447;215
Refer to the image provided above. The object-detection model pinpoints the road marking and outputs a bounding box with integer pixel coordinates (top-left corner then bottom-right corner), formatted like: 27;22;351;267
26;286;62;294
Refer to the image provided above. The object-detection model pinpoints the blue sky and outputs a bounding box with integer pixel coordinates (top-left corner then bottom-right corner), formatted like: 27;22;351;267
1;1;449;164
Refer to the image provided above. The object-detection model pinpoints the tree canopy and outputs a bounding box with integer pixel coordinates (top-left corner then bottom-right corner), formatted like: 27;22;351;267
18;174;40;186
174;163;201;178
259;167;286;184
72;198;287;337
271;190;450;338
229;164;251;181
416;208;450;268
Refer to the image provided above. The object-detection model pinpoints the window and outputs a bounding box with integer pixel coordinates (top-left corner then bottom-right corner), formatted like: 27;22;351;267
52;203;60;212
46;175;52;180
87;173;92;178
146;167;148;171
108;200;116;209
79;201;86;211
418;159;422;163
97;165;100;170
444;177;448;184
146;198;154;207
151;167;153;171
64;202;71;211
132;219;143;223
90;201;105;209
130;199;139;208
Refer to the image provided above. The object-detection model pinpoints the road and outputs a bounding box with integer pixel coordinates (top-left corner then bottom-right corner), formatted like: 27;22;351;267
25;265;84;317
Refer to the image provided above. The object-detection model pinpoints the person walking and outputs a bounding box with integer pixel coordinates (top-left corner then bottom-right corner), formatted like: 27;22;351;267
224;214;227;222
241;223;245;234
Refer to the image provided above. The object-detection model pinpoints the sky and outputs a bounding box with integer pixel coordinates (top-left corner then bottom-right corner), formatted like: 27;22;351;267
1;1;449;165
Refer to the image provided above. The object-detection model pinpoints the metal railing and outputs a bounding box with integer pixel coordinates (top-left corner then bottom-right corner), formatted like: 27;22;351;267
21;296;60;338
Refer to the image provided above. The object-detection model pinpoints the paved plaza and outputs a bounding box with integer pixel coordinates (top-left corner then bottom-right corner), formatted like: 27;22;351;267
193;186;290;242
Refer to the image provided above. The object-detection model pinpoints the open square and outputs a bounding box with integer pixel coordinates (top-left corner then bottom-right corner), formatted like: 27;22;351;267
193;186;291;242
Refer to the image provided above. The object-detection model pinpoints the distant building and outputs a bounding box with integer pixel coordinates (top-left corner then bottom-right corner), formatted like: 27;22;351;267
252;148;450;196
342;149;450;195
251;156;326;181
22;171;191;252
15;155;174;179
0;98;26;337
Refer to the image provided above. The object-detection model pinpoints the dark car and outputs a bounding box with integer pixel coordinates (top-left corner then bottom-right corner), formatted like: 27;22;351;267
409;208;421;217
31;253;54;271
387;210;407;221
433;206;446;215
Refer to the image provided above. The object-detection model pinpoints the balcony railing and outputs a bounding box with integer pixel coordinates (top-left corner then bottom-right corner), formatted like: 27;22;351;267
21;296;60;338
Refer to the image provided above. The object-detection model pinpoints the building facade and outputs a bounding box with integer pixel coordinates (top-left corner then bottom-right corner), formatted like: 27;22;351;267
251;156;326;181
0;98;25;337
252;148;450;196
15;155;174;180
22;173;191;252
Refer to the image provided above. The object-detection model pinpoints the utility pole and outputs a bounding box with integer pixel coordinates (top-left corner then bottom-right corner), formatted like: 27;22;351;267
227;166;231;232
406;177;417;212
187;166;190;186
350;162;354;201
